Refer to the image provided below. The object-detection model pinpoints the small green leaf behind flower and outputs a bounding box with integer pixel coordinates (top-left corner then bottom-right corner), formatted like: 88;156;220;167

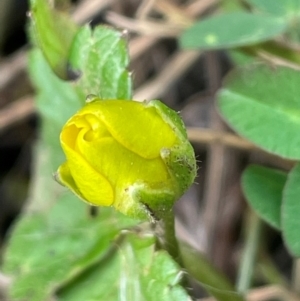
30;0;78;79
69;25;132;100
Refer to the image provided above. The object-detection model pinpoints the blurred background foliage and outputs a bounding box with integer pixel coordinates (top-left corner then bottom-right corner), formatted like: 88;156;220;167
1;0;300;300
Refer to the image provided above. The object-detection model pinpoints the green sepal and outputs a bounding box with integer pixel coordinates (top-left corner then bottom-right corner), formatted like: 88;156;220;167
150;100;197;196
161;144;197;197
115;182;176;221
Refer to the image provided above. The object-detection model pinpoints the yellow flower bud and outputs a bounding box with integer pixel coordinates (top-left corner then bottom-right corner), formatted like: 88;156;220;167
56;98;196;220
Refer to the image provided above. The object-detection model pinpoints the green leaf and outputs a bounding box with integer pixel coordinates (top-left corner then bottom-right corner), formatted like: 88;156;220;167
282;163;300;256
180;12;287;50
30;0;78;79
2;193;137;301
69;25;132;100
218;64;300;159
245;0;300;18
242;165;287;230
58;233;191;301
244;0;300;45
28;49;83;169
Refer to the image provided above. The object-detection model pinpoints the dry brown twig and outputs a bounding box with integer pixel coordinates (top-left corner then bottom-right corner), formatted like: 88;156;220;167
187;127;254;152
106;11;183;37
108;0;214;35
135;0;157;20
110;0;219;58
0;96;35;133
107;0;217;36
0;49;27;92
129;36;158;60
154;0;194;26
133;50;201;101
72;0;113;24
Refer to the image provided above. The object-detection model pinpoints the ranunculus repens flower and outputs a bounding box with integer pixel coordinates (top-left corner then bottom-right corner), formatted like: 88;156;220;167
56;98;196;220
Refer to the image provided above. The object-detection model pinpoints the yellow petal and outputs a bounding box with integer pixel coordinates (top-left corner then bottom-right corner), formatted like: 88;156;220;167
78;100;178;159
75;134;169;191
60;132;114;206
56;162;86;201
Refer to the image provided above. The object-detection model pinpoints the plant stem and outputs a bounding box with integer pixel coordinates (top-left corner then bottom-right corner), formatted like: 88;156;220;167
159;211;245;301
236;211;261;295
160;209;182;266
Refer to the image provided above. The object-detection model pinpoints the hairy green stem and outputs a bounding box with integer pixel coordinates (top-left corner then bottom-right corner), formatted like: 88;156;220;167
236;211;262;295
160;210;182;265
158;211;245;301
